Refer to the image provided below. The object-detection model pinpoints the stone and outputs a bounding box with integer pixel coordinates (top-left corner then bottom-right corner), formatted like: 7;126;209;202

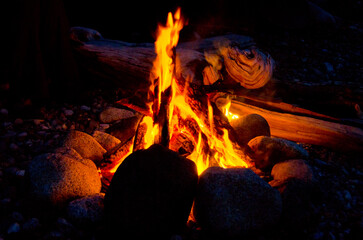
67;193;105;225
23;218;41;231
104;144;198;239
324;62;334;73
248;136;309;171
28;151;101;205
270;159;313;187
106;115;142;142
0;108;9;116
63;130;107;164
193;167;282;238
99;107;135;123
230;113;270;145
7;223;20;234
64;109;74;116
92;131;121;152
14;118;24;125
56;217;75;235
80;105;91;111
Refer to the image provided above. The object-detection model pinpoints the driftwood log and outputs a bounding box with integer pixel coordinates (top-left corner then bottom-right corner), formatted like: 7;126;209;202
70;27;363;153
70;27;273;94
214;95;363;153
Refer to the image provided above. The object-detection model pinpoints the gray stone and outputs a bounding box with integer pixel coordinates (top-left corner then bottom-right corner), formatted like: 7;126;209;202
80;105;91;111
99;107;135;123
193;167;282;238
7;223;20;234
28;150;101;205
230;113;270;145
67;193;105;225
324;62;334;73
23;218;41;231
56;217;75;235
248;136;309;171
64;109;74;116
63;130;107;164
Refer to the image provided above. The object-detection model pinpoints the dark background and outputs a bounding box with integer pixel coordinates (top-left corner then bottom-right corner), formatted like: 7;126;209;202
0;0;362;112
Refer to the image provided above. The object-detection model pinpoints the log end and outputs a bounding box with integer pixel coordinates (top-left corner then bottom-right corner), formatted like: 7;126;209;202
222;47;274;89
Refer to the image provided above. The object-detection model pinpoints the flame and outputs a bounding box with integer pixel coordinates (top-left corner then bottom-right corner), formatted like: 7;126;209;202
105;8;249;180
145;8;249;175
223;100;239;122
151;8;184;113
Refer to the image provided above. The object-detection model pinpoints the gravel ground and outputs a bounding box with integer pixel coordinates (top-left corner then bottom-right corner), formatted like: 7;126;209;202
0;11;362;240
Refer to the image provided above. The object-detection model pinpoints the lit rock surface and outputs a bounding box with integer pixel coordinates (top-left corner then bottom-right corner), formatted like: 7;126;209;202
270;159;313;186
28;150;101;205
92;130;121;151
248;136;309;171
63;130;106;164
99;107;135;123
230;113;270;145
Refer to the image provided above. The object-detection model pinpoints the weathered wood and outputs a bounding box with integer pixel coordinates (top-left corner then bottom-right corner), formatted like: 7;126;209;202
70;27;268;97
214;96;363;153
216;93;340;122
221;47;274;89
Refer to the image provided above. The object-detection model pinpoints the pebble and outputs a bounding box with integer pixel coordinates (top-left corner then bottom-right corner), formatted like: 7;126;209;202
7;223;20;234
48;231;63;238
64;109;74;116
9;143;19;151
23;218;41;231
3;122;12;128
56;218;74;235
343;190;352;201
14;118;24;125
313;231;324;239
11;212;24;222
6;167;25;178
80;105;91;111
17;132;28;141
324;62;334;73
99;123;110;130
170;235;183;240
1;198;11;205
0;108;8;116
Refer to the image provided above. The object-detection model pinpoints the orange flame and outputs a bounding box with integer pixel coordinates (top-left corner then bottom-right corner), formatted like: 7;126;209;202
106;8;249;179
151;8;184;113
144;8;249;175
223;99;240;122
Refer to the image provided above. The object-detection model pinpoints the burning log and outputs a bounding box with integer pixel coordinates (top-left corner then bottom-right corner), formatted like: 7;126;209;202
214;96;363;153
70;27;272;96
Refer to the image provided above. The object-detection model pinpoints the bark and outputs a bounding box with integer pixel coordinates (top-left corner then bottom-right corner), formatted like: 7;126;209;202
214;96;363;153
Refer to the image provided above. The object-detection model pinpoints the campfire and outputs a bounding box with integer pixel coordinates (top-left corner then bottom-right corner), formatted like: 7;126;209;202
21;5;363;240
100;8;256;181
